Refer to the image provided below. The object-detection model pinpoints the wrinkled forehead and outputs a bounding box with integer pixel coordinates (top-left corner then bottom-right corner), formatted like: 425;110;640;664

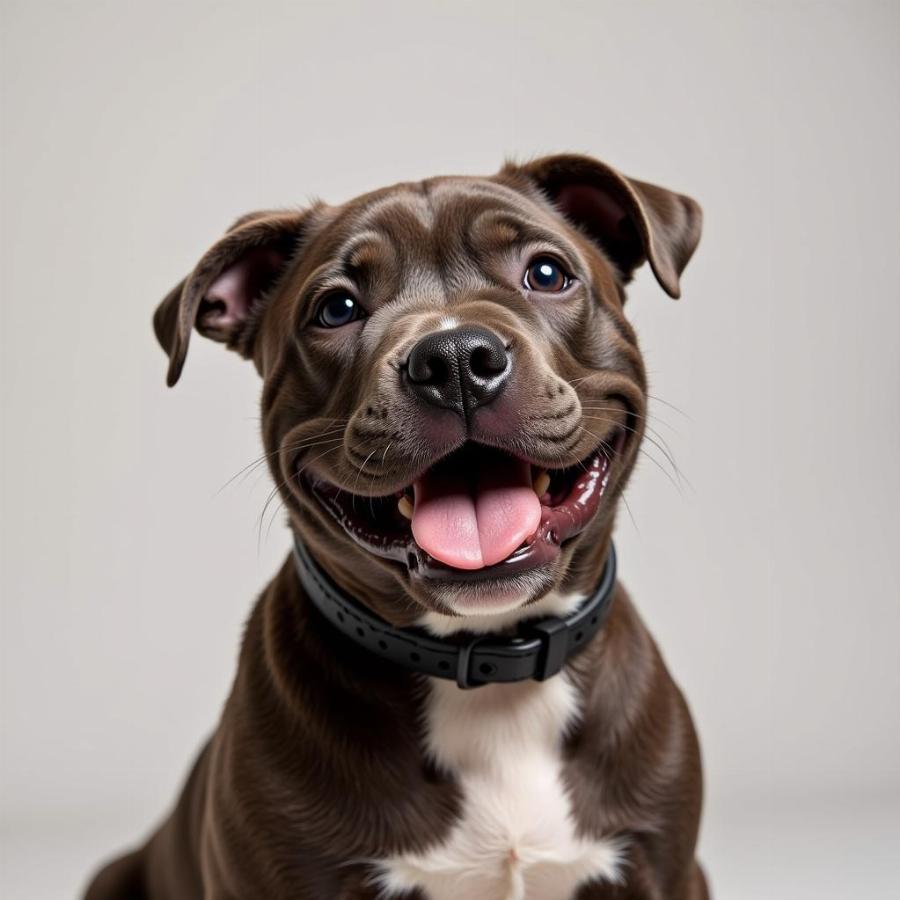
314;177;574;281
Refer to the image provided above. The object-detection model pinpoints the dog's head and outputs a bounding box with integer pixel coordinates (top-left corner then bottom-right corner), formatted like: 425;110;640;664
155;155;700;623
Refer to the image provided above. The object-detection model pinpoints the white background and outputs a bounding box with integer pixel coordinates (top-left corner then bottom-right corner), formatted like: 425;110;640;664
2;1;898;897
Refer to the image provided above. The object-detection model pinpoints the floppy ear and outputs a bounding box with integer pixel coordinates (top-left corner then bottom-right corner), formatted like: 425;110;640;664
153;209;309;386
504;154;702;298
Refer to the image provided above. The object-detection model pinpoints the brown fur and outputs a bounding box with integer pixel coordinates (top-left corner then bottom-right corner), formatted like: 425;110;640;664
85;154;707;899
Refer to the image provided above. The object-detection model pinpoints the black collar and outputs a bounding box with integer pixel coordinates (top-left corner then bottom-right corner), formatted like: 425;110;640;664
292;538;617;689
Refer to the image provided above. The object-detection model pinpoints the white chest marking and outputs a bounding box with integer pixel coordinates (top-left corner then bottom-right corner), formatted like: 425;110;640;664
375;666;624;900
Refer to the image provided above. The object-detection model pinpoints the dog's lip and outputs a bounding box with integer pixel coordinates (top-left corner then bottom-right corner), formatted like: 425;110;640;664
303;433;625;580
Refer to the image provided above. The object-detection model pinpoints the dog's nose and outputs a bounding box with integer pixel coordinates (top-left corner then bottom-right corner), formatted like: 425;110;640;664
405;326;511;417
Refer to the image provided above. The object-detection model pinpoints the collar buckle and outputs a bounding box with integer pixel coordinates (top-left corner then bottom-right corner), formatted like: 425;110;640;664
526;616;570;681
455;633;490;690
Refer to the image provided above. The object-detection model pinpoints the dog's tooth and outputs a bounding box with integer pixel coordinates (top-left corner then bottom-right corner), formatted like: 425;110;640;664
397;496;414;520
532;471;551;497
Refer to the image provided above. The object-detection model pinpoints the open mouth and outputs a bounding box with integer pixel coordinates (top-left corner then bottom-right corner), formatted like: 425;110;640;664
306;434;625;582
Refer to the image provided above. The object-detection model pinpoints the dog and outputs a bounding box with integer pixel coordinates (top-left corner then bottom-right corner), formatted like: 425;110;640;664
85;154;706;900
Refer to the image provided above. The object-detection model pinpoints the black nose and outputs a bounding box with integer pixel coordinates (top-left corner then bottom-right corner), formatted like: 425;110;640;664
405;326;511;418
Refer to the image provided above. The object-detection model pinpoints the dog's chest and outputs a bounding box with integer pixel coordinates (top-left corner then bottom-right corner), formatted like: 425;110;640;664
376;674;622;900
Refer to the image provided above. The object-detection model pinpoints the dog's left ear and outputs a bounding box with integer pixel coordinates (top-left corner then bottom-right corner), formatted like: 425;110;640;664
504;154;702;298
153;209;310;386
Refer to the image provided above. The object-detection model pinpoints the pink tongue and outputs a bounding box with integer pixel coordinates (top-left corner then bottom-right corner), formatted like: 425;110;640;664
411;456;542;570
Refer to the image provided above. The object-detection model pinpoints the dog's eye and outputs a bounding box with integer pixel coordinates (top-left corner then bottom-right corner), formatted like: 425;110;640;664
524;256;571;293
315;291;364;328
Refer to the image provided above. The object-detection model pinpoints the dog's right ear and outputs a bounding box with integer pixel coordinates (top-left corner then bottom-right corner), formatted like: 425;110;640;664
153;209;310;386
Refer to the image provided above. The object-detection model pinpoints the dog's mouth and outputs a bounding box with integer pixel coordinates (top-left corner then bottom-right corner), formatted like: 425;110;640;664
306;433;625;583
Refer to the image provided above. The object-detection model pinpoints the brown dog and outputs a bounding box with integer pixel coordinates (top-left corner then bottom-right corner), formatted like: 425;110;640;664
85;154;706;900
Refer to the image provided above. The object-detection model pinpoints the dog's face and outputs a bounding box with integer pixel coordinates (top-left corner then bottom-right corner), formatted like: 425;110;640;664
155;155;700;622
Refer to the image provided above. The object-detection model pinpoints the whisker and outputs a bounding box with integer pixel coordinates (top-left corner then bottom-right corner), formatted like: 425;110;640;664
216;421;349;496
256;442;341;551
578;405;678;437
370;441;395;517
619;489;639;534
263;497;287;546
646;393;692;421
580;414;689;491
557;420;642;530
577;423;683;497
352;448;379;513
576;405;682;473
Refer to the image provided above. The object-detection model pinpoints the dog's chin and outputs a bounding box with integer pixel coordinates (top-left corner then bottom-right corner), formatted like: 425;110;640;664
409;561;561;618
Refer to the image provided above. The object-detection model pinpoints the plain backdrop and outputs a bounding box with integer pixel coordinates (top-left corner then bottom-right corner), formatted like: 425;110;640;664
2;1;898;898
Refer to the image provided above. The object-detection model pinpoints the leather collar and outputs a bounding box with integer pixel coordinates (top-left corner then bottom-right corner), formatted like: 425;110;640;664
292;537;617;689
